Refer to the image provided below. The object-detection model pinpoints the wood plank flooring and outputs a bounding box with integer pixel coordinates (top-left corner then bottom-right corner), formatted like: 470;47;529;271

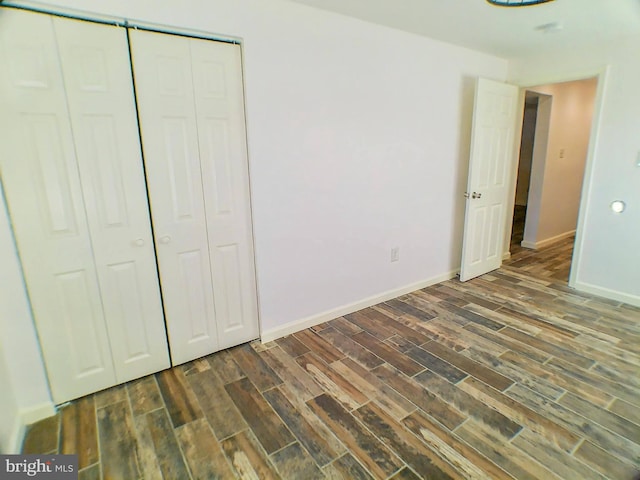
22;238;640;479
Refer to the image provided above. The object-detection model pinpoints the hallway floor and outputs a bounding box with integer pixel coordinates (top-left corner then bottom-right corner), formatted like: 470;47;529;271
23;240;640;479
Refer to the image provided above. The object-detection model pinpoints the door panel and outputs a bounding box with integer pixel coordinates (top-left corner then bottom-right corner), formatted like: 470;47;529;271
0;10;116;403
460;78;519;282
54;17;170;380
190;39;260;349
129;29;220;364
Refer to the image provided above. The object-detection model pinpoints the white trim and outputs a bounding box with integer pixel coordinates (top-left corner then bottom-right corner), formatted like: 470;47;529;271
520;230;575;250
6;416;25;454
568;67;609;289
260;270;458;343
502;251;511;260
573;281;640;308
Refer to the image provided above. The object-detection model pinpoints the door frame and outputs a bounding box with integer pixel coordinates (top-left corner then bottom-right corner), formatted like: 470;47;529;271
502;66;610;289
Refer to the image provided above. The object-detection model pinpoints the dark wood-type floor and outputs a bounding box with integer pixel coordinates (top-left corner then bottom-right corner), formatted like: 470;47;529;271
23;237;640;479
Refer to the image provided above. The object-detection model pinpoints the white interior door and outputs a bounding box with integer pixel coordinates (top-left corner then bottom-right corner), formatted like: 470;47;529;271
129;30;221;364
460;78;519;281
0;10;116;403
190;38;260;350
53;17;170;381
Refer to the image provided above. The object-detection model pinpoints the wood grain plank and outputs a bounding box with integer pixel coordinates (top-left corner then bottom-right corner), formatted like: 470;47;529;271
414;370;522;439
94;385;127;409
338;358;417;420
22;413;60;454
307;393;403;479
573;439;640;480
405;346;468;383
351;331;424;376
317;326;385;369
175;418;236;480
295;352;368;410
181;357;211;376
388;467;423;480
456;420;562;480
422;340;513;391
344;310;395;340
328;316;364;336
264;387;342;466
464;323;550;363
221;429;281;480
501;327;595;369
270;442;324;480
372;363;465;431
187;369;248;440
512;428;607;480
608;398;640;425
507;383;640;462
132;413;164;480
60;395;99;469
156;368;203;428
259;345;324;402
322;453;374;480
207;349;246;384
385;298;436;321
293;329;345;363
275;334;310;358
127;375;163;416
97;400;140;480
402;409;512;480
143;408;191;479
459;375;579;452
353;401;458;479
461;347;563;399
78;464;100;480
558;391;640;442
225;377;295;454
231;343;283;392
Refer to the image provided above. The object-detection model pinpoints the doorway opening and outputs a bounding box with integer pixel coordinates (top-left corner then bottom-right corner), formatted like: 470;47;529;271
508;77;598;282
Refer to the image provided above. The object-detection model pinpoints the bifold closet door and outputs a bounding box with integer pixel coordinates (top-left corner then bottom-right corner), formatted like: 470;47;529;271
53;18;170;382
0;10;169;403
129;29;260;364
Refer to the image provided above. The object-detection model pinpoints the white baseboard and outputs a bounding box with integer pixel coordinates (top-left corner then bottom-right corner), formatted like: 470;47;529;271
572;281;640;308
521;230;576;250
502;251;511;260
260;270;458;343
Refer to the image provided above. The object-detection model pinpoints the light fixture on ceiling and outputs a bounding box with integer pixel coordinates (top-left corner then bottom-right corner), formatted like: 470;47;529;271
486;0;555;6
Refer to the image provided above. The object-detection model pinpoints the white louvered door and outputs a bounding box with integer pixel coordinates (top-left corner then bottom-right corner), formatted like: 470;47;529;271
53;17;170;381
0;10;117;402
130;29;259;364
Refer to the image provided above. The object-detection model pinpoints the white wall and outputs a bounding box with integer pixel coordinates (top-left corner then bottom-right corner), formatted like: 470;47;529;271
0;182;54;453
510;36;640;305
0;346;20;453
523;78;597;247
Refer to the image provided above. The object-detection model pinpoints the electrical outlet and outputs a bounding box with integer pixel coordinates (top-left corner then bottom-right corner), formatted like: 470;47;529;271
391;247;400;262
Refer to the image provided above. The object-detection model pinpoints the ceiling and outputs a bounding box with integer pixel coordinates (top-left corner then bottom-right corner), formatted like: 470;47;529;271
288;0;640;59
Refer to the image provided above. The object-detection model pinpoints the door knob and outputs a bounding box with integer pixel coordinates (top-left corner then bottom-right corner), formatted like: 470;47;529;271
159;235;171;244
133;238;145;247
